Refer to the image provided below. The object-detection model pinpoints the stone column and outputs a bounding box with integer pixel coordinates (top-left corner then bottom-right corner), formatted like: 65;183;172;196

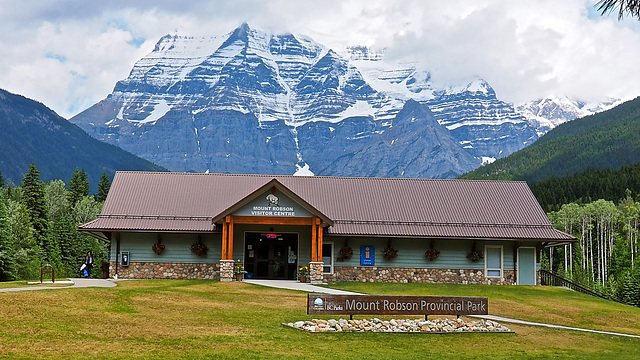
220;260;235;282
309;261;324;284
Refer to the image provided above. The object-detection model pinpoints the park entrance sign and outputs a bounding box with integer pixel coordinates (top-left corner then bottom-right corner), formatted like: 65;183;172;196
307;294;488;316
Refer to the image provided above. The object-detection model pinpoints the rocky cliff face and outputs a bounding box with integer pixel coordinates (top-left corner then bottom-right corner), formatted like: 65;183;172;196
70;23;545;178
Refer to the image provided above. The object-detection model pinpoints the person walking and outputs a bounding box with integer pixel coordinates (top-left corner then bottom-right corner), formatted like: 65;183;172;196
83;251;94;278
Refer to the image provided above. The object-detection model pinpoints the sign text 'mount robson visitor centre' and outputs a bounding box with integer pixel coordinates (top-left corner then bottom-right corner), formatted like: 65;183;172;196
308;294;489;316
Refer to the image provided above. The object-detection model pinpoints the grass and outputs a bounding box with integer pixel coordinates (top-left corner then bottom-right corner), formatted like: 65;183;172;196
0;280;73;289
325;282;640;336
0;280;637;359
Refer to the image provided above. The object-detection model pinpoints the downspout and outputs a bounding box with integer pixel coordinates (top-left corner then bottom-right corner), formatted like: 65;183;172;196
513;241;521;285
115;232;120;279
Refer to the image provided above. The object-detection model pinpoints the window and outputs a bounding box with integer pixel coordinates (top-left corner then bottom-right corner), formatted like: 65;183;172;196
485;246;503;278
322;242;334;274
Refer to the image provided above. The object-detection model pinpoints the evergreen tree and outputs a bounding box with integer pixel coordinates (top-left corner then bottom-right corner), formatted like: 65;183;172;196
21;163;52;261
96;172;111;202
0;194;17;281
618;268;640;306
67;168;90;206
51;212;84;276
6;199;40;279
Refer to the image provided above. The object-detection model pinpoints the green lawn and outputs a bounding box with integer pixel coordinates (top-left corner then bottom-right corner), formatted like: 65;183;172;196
0;280;638;359
0;280;72;289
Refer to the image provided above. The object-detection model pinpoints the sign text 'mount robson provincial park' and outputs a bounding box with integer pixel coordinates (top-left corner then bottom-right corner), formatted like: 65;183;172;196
307;294;489;316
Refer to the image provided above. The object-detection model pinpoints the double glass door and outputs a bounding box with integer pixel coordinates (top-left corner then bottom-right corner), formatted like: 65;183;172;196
244;232;298;279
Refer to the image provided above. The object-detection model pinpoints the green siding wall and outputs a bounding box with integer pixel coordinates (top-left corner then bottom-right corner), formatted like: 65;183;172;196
326;237;518;270
111;232;221;263
111;229;538;274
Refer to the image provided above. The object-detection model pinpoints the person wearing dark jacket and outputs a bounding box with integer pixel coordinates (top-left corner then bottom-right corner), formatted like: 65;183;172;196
83;251;94;278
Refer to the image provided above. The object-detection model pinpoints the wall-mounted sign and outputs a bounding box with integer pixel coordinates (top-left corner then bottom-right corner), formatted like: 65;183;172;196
121;251;129;267
251;194;296;216
360;246;374;266
307;294;488;316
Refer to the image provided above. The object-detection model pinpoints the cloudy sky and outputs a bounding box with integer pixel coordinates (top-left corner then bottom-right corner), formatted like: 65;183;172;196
1;0;640;119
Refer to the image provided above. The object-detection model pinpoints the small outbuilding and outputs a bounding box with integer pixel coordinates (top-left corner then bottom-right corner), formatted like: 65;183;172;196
79;171;574;285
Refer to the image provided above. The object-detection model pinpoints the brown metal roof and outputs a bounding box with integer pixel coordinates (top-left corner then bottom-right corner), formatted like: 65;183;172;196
80;171;574;241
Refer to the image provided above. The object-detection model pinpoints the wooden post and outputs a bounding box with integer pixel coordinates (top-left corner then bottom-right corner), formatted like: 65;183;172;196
222;220;228;260
311;218;317;262
228;216;234;261
317;217;323;261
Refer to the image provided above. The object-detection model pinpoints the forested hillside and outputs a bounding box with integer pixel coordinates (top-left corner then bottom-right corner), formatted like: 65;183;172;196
531;162;640;212
546;195;640;307
0;88;165;190
460;96;640;183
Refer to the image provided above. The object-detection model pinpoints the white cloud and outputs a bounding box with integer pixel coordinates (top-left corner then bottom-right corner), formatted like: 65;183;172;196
1;0;639;118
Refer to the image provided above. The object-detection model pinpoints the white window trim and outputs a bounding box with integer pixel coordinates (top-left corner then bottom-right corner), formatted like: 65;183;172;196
322;241;334;274
484;245;503;278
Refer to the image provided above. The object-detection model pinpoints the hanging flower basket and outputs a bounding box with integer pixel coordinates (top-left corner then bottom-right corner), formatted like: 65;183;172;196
382;247;398;260
151;243;165;255
425;248;440;261
338;246;353;261
190;241;208;256
466;249;484;262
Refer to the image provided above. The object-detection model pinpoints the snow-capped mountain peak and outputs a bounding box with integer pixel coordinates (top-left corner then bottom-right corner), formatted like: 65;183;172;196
70;23;597;179
517;95;621;135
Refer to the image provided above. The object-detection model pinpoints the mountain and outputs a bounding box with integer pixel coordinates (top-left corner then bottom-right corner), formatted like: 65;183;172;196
460;96;640;184
70;23;545;178
0;88;165;189
517;96;620;135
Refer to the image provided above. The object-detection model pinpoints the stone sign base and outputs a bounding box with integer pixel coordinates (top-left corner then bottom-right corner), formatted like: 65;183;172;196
284;318;513;333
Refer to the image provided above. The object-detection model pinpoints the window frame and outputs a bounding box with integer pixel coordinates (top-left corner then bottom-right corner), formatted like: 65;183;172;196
484;245;503;278
322;241;334;274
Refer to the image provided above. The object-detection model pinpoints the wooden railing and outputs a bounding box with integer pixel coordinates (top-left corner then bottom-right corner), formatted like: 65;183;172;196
539;269;624;304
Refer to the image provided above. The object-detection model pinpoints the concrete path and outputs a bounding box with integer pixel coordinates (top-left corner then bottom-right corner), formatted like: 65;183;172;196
243;279;360;295
243;279;640;339
469;314;640;339
0;278;117;292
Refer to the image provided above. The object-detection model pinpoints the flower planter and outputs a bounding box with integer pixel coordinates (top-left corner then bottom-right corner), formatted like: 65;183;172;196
152;243;165;255
190;241;208;256
235;272;244;281
298;275;307;283
425;248;440;261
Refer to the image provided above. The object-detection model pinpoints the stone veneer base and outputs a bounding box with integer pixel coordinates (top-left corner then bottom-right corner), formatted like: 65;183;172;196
309;262;324;284
110;261;220;280
324;266;517;285
109;262;523;285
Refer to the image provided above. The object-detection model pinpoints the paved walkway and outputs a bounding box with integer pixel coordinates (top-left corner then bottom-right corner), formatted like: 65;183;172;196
243;279;361;295
0;278;117;292
468;314;640;339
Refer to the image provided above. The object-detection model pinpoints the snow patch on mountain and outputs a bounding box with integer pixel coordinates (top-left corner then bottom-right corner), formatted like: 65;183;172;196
517;96;621;135
137;99;170;124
